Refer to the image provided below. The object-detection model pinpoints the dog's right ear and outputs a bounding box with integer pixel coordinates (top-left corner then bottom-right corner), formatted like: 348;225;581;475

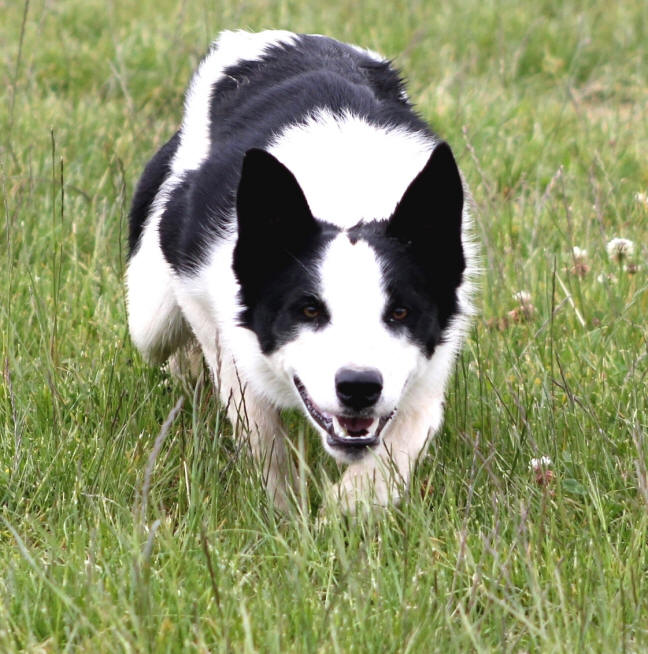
236;148;317;251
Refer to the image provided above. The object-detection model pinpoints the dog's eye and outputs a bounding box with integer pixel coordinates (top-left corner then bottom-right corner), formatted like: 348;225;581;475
390;307;408;321
302;305;320;320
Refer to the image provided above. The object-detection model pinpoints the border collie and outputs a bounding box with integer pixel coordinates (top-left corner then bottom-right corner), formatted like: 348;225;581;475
126;30;475;512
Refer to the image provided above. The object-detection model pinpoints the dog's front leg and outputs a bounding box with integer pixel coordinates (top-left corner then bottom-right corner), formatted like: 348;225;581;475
330;399;444;513
202;346;296;513
225;385;296;514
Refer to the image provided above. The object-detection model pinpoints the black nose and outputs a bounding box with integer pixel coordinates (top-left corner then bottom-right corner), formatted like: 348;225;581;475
335;368;383;411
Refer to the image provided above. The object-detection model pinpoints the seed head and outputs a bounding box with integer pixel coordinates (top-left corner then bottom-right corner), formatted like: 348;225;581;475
606;238;634;262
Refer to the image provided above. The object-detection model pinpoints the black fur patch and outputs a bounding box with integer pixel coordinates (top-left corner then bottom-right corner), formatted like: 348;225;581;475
149;34;433;273
233;149;339;353
128;131;180;256
348;143;465;356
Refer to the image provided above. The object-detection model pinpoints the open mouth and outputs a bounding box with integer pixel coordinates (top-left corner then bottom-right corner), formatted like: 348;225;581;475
293;376;393;449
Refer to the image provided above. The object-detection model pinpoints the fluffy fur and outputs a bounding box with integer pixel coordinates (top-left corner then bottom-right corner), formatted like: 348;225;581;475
126;30;476;512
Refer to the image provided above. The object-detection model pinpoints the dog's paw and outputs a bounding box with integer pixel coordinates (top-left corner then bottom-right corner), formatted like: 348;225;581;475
167;340;204;390
267;481;295;516
323;469;400;516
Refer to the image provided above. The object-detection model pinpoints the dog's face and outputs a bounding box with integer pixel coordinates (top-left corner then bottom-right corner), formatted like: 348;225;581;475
233;145;465;462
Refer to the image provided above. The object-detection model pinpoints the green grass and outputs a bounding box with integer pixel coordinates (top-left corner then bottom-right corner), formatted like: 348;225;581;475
1;0;647;651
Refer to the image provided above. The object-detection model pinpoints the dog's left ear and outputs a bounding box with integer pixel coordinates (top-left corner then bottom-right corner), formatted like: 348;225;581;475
386;141;465;284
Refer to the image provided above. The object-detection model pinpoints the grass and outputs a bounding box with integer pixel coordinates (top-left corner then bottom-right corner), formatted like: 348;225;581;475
1;0;647;651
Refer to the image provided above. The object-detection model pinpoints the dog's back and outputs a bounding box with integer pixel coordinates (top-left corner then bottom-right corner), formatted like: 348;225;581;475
129;32;432;272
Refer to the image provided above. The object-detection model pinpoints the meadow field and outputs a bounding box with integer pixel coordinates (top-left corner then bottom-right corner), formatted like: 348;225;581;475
1;0;647;651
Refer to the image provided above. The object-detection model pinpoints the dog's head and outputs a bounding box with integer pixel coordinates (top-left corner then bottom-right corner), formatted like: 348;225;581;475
233;144;465;462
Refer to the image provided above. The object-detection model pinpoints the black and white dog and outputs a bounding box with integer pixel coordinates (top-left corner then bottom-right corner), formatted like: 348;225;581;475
127;30;475;512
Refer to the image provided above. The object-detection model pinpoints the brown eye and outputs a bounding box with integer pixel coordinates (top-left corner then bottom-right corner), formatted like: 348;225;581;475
302;305;320;320
391;307;408;321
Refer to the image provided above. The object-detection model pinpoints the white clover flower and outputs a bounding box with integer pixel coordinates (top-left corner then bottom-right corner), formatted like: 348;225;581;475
635;192;648;208
569;246;590;277
572;246;587;262
597;272;618;284
513;290;532;305
606;238;634;262
509;290;536;322
529;456;552;471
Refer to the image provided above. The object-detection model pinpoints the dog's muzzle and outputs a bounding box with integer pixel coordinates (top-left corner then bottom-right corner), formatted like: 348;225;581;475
293;376;393;451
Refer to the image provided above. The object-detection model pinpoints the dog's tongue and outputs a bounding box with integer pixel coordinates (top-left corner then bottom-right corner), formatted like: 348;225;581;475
337;416;374;436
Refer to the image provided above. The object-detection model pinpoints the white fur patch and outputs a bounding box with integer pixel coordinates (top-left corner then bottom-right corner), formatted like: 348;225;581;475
176;30;297;175
126;217;187;362
271;234;422;424
269;110;434;227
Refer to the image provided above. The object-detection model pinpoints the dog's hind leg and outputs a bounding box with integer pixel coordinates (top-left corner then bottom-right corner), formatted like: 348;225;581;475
127;130;189;364
126;222;190;364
